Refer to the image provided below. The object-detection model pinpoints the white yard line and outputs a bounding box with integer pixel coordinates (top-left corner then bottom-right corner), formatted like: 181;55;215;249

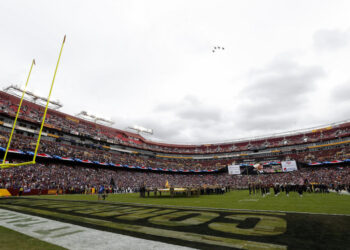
238;199;259;202
329;190;350;195
0;208;195;250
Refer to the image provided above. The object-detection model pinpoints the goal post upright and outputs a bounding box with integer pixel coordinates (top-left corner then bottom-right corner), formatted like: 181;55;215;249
33;35;66;163
1;35;66;169
1;59;35;167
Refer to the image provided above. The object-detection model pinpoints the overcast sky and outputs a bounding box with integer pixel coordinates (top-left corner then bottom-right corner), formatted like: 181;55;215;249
1;0;350;144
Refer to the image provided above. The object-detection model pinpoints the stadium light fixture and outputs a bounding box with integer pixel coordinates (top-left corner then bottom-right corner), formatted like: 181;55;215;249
128;125;153;135
75;111;114;125
3;84;63;110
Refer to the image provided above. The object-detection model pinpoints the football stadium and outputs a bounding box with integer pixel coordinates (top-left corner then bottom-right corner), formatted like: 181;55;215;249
1;1;350;250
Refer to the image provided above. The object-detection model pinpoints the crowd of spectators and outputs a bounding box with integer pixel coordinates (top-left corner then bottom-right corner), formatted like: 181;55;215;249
1;163;349;194
0;132;231;170
1;132;349;171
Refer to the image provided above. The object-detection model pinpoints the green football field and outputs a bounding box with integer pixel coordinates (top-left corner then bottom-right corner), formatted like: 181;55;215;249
35;190;350;214
0;190;349;249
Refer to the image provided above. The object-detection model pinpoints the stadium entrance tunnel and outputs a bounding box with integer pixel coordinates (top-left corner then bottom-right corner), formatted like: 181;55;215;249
0;198;349;250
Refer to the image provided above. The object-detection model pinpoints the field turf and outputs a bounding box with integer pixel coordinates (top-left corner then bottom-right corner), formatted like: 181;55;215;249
0;191;349;249
35;190;350;215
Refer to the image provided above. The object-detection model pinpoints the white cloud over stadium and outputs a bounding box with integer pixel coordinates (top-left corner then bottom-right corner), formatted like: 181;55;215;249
0;0;350;143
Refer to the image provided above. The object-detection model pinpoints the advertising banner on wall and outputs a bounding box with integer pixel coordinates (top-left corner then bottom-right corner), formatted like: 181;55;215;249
281;160;298;172
228;165;241;175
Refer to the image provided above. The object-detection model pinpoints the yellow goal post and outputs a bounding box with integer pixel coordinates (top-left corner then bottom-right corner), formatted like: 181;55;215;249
1;35;66;169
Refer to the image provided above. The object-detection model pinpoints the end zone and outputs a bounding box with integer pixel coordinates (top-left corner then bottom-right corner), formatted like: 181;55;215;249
1;197;349;250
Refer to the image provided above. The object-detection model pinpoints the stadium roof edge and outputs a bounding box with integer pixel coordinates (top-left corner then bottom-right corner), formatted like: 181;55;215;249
142;119;350;146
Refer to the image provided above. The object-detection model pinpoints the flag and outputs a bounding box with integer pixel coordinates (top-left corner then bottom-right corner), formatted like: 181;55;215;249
165;180;170;188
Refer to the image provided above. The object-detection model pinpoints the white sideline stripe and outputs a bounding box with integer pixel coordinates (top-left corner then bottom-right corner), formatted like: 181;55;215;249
238;199;259;202
329;190;350;195
0;208;195;250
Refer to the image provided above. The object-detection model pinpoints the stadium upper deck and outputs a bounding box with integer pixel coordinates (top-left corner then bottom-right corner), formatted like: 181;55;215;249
1;89;350;173
1;90;349;155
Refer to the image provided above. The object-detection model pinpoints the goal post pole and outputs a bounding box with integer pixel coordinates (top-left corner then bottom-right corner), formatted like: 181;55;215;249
1;59;35;165
33;35;66;163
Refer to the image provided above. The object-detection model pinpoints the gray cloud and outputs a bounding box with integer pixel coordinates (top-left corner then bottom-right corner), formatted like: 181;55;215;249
238;59;325;116
155;95;222;122
235;115;297;134
177;108;221;122
232;58;326;133
313;28;350;51
330;81;350;103
112;95;224;143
